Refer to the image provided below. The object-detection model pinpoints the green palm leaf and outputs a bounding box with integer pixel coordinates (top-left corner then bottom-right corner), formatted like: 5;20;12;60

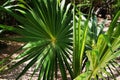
0;0;73;79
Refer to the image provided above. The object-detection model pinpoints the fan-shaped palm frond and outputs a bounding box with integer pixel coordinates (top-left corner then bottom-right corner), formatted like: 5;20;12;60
0;0;73;79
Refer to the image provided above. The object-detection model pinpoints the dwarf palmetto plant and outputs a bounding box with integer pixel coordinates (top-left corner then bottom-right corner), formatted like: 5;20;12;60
0;0;120;80
0;0;74;79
